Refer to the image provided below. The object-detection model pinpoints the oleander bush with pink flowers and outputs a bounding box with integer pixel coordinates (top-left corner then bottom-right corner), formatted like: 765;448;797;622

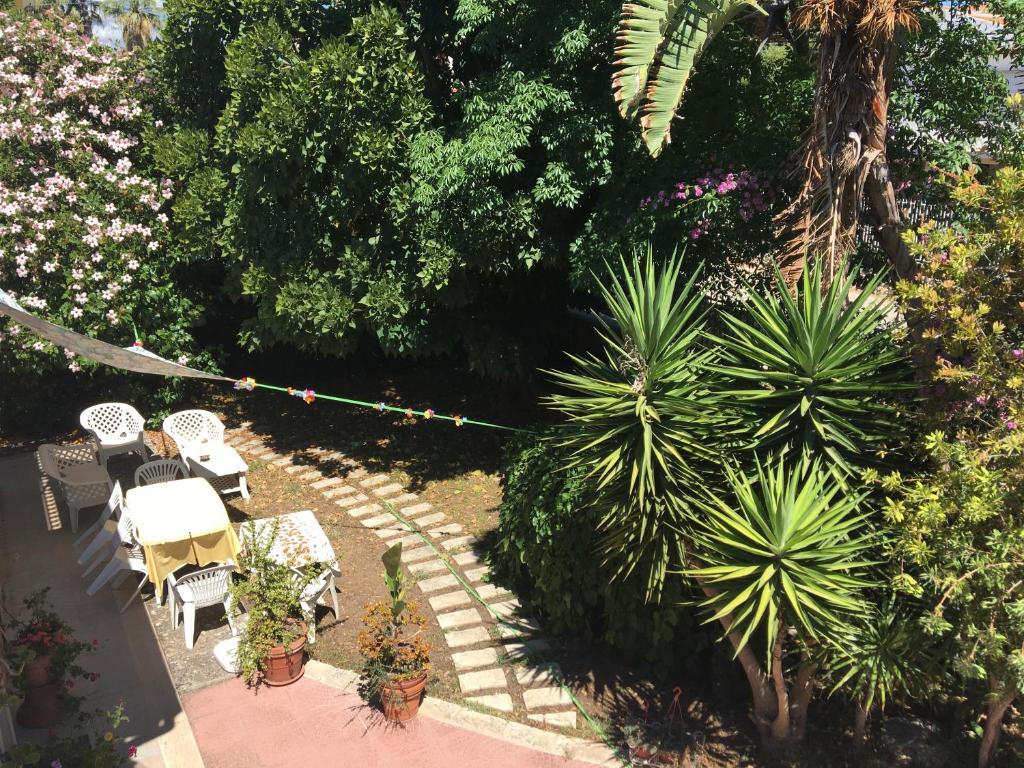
0;6;214;431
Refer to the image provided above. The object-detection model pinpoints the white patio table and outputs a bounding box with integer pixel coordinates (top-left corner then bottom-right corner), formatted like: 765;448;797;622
238;510;338;571
126;477;241;600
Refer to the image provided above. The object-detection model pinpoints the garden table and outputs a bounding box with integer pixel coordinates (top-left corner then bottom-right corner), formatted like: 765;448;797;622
126;477;241;600
238;510;337;570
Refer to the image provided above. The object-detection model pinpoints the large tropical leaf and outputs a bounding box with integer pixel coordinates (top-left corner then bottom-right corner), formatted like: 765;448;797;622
712;259;906;476
687;457;874;663
546;249;725;600
613;0;761;157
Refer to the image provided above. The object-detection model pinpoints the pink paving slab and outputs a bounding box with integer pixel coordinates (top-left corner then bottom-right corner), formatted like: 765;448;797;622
183;676;596;768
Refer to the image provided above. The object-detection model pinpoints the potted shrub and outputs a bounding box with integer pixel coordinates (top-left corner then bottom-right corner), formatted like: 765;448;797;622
6;589;95;728
231;520;321;687
358;543;431;722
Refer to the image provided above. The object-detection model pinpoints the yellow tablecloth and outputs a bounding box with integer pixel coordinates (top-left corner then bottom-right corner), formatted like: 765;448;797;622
126;478;241;599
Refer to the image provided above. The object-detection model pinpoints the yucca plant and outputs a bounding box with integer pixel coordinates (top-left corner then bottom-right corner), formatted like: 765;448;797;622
686;457;875;746
823;597;927;741
100;0;161;50
546;249;724;601
713;259;905;476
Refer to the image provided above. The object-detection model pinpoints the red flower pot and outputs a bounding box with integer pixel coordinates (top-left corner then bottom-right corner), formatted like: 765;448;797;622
381;671;427;723
262;623;307;687
16;654;63;729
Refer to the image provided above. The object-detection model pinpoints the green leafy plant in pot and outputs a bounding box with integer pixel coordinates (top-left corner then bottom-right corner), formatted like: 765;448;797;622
231;520;322;687
358;543;431;722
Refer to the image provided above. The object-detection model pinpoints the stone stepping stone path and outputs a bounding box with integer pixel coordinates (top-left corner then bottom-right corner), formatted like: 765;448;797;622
224;428;579;730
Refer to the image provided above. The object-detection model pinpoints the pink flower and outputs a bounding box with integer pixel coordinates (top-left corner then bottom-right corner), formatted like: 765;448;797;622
1007;420;1018;430
1013;349;1023;359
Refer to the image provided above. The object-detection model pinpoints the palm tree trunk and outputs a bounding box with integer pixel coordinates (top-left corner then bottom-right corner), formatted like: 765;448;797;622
769;631;792;745
978;679;1017;768
777;18;904;288
789;654;816;741
853;699;869;742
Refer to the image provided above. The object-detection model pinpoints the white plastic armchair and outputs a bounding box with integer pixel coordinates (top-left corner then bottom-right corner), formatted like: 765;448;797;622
134;459;187;487
292;566;340;644
167;564;237;649
77;481;125;568
163;410;249;499
38;442;113;534
80;403;148;467
85;510;149;613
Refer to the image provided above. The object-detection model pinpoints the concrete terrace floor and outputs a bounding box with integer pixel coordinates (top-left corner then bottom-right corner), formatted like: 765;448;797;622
1;448;612;768
0;451;203;767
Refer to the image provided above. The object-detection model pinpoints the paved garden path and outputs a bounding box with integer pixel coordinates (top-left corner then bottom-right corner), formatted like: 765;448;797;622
224;426;582;730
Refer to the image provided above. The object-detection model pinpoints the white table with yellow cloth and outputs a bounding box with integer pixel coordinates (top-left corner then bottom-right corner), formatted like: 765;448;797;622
126;477;241;600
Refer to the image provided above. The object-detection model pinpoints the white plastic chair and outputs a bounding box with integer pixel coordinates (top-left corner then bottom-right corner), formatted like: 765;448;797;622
167;564;237;649
163;410;249;498
85;511;149;613
76;481;125;569
134;459;187;487
292;566;340;644
80;403;148;467
38;442;113;534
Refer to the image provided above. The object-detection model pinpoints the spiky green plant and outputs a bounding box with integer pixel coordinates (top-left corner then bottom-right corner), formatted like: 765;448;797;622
546;249;723;600
612;0;763;157
100;0;161;50
713;260;904;475
824;597;926;740
687;457;874;660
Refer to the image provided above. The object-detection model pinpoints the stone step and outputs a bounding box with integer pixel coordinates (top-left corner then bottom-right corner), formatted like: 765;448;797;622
374;526;407;539
409;512;445;529
323;486;357;499
452;551;481;568
436;607;483;631
428;523;464;539
311;477;345;490
272;456;294;467
335;493;370;510
444;626;491;649
523;687;572;710
475;584;512;603
417;574;460;594
429;590;472;612
401;546;435;565
464;566;489;583
514;663;563;688
387;532;424;550
295;469;322;482
440;536;475;552
488;599;522;620
359;474;391;488
372;483;405;498
400;502;432;517
360;512;392;528
451;647;499;671
408;560;449;577
284;462;316;474
528;711;577;729
388;493;419;507
467;694;513;713
458;668;508;695
503;639;551;661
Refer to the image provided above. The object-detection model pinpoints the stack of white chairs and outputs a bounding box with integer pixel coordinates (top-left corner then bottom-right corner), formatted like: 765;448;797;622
37;442;113;534
166;564;237;649
76;482;125;568
80;403;148;467
84;506;149;613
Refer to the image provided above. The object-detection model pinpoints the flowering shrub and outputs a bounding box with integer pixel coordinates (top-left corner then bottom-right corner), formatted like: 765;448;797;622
879;165;1024;767
0;8;212;429
0;703;136;767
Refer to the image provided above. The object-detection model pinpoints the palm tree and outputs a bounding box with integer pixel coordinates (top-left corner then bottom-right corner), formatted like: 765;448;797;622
100;0;161;50
612;0;919;284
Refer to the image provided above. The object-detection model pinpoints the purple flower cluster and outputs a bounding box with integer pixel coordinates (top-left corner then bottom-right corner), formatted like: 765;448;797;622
638;168;778;240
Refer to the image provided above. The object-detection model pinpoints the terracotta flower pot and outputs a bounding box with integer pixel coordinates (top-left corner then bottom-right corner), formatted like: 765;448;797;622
381;671;427;722
16;654;63;729
262;623;307;687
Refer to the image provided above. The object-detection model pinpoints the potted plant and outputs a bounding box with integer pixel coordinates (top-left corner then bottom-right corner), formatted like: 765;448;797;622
357;543;431;722
230;520;321;687
6;589;95;729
